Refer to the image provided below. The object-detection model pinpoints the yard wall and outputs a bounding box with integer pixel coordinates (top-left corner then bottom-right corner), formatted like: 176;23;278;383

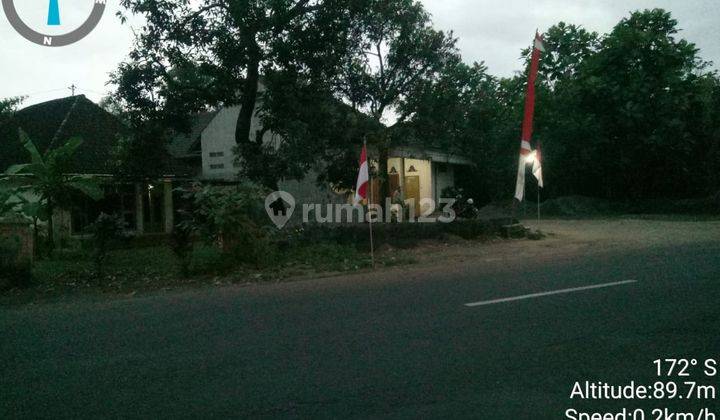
0;217;34;263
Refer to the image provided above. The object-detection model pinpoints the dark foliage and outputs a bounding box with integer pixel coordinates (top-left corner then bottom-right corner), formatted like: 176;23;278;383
170;213;194;278
439;9;720;204
0;236;32;290
88;213;127;275
294;219;509;250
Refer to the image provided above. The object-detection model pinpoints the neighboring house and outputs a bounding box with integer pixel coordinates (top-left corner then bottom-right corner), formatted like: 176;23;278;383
0;95;184;239
383;147;472;213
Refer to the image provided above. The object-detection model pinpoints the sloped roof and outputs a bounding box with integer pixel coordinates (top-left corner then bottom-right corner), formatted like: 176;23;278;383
168;111;218;158
0;95;128;174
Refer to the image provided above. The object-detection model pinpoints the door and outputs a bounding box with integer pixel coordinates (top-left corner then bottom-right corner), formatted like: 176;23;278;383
404;176;420;216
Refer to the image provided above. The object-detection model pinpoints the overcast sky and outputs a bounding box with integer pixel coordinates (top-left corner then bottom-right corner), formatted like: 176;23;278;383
1;0;718;107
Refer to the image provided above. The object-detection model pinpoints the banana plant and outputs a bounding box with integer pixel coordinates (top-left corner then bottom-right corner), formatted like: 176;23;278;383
3;129;103;250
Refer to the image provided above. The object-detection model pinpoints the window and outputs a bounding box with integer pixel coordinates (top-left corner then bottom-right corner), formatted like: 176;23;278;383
209;151;225;158
210;164;225;170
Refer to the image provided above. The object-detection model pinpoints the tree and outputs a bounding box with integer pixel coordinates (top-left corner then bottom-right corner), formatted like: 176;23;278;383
2;131;103;250
521;23;602;199
524;22;599;86
498;11;719;203
0;96;25;125
400;60;516;203
332;0;460;201
570;9;711;199
112;0;358;185
251;70;383;189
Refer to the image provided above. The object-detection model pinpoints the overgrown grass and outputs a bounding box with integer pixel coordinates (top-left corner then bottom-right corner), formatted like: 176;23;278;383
3;219;503;304
280;243;372;272
33;246;180;288
3;242;411;304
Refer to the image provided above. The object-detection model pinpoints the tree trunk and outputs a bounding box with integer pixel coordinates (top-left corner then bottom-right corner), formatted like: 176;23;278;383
46;202;54;253
377;145;389;212
235;49;261;146
32;217;39;257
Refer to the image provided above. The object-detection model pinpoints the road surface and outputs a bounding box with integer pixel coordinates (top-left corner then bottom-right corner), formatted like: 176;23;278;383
2;221;720;419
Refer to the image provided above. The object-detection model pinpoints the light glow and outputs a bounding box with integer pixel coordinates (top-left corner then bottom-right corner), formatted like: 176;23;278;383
525;151;537;164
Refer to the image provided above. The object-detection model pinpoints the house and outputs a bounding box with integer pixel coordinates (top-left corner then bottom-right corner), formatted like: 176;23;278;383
0;95;183;238
169;103;349;207
382;146;473;214
169;104;473;214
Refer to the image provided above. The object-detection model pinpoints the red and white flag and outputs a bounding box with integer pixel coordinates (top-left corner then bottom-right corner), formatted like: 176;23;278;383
533;139;544;188
515;31;545;201
354;144;369;205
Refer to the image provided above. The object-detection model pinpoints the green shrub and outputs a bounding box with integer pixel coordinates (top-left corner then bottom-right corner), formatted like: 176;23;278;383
293;219;500;249
87;213;126;275
170;220;194;278
0;236;32;290
282;243;371;271
188;246;235;276
181;183;277;267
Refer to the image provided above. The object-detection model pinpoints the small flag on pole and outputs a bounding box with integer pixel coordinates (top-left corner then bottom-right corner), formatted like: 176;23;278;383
532;139;544;188
354;142;375;268
354;143;369;205
515;31;545;202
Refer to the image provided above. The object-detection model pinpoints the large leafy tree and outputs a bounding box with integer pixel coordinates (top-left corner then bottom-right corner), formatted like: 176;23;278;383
333;0;459;200
112;0;359;185
489;11;719;203
252;71;383;189
566;9;712;199
522;23;601;199
2;131;103;250
249;0;461;194
401;60;516;202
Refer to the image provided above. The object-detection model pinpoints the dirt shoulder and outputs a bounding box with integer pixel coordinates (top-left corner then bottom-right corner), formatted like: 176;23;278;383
387;217;720;274
2;217;719;307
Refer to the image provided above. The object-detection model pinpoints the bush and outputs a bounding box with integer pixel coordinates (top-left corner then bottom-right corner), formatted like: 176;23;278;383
294;219;501;249
87;213;126;275
170;220;194;278
181;183;277;267
282;243;371;271
0;236;32;290
188;246;235;276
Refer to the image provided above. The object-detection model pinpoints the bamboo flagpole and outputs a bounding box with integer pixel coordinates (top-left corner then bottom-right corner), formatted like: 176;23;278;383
533;139;544;226
514;31;545;203
537;184;541;225
367;150;376;269
354;141;375;269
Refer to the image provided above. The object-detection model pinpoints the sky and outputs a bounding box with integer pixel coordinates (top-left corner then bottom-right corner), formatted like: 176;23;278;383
1;0;718;107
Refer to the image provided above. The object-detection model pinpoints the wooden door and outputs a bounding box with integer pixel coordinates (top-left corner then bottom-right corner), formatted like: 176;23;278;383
368;179;381;205
404;176;420;216
388;174;400;194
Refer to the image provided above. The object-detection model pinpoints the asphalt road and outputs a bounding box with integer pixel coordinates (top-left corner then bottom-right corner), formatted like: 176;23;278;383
2;241;720;419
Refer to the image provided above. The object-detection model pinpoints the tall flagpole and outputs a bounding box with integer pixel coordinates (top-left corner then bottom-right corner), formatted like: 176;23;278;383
537;183;540;225
366;140;376;269
514;30;544;207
